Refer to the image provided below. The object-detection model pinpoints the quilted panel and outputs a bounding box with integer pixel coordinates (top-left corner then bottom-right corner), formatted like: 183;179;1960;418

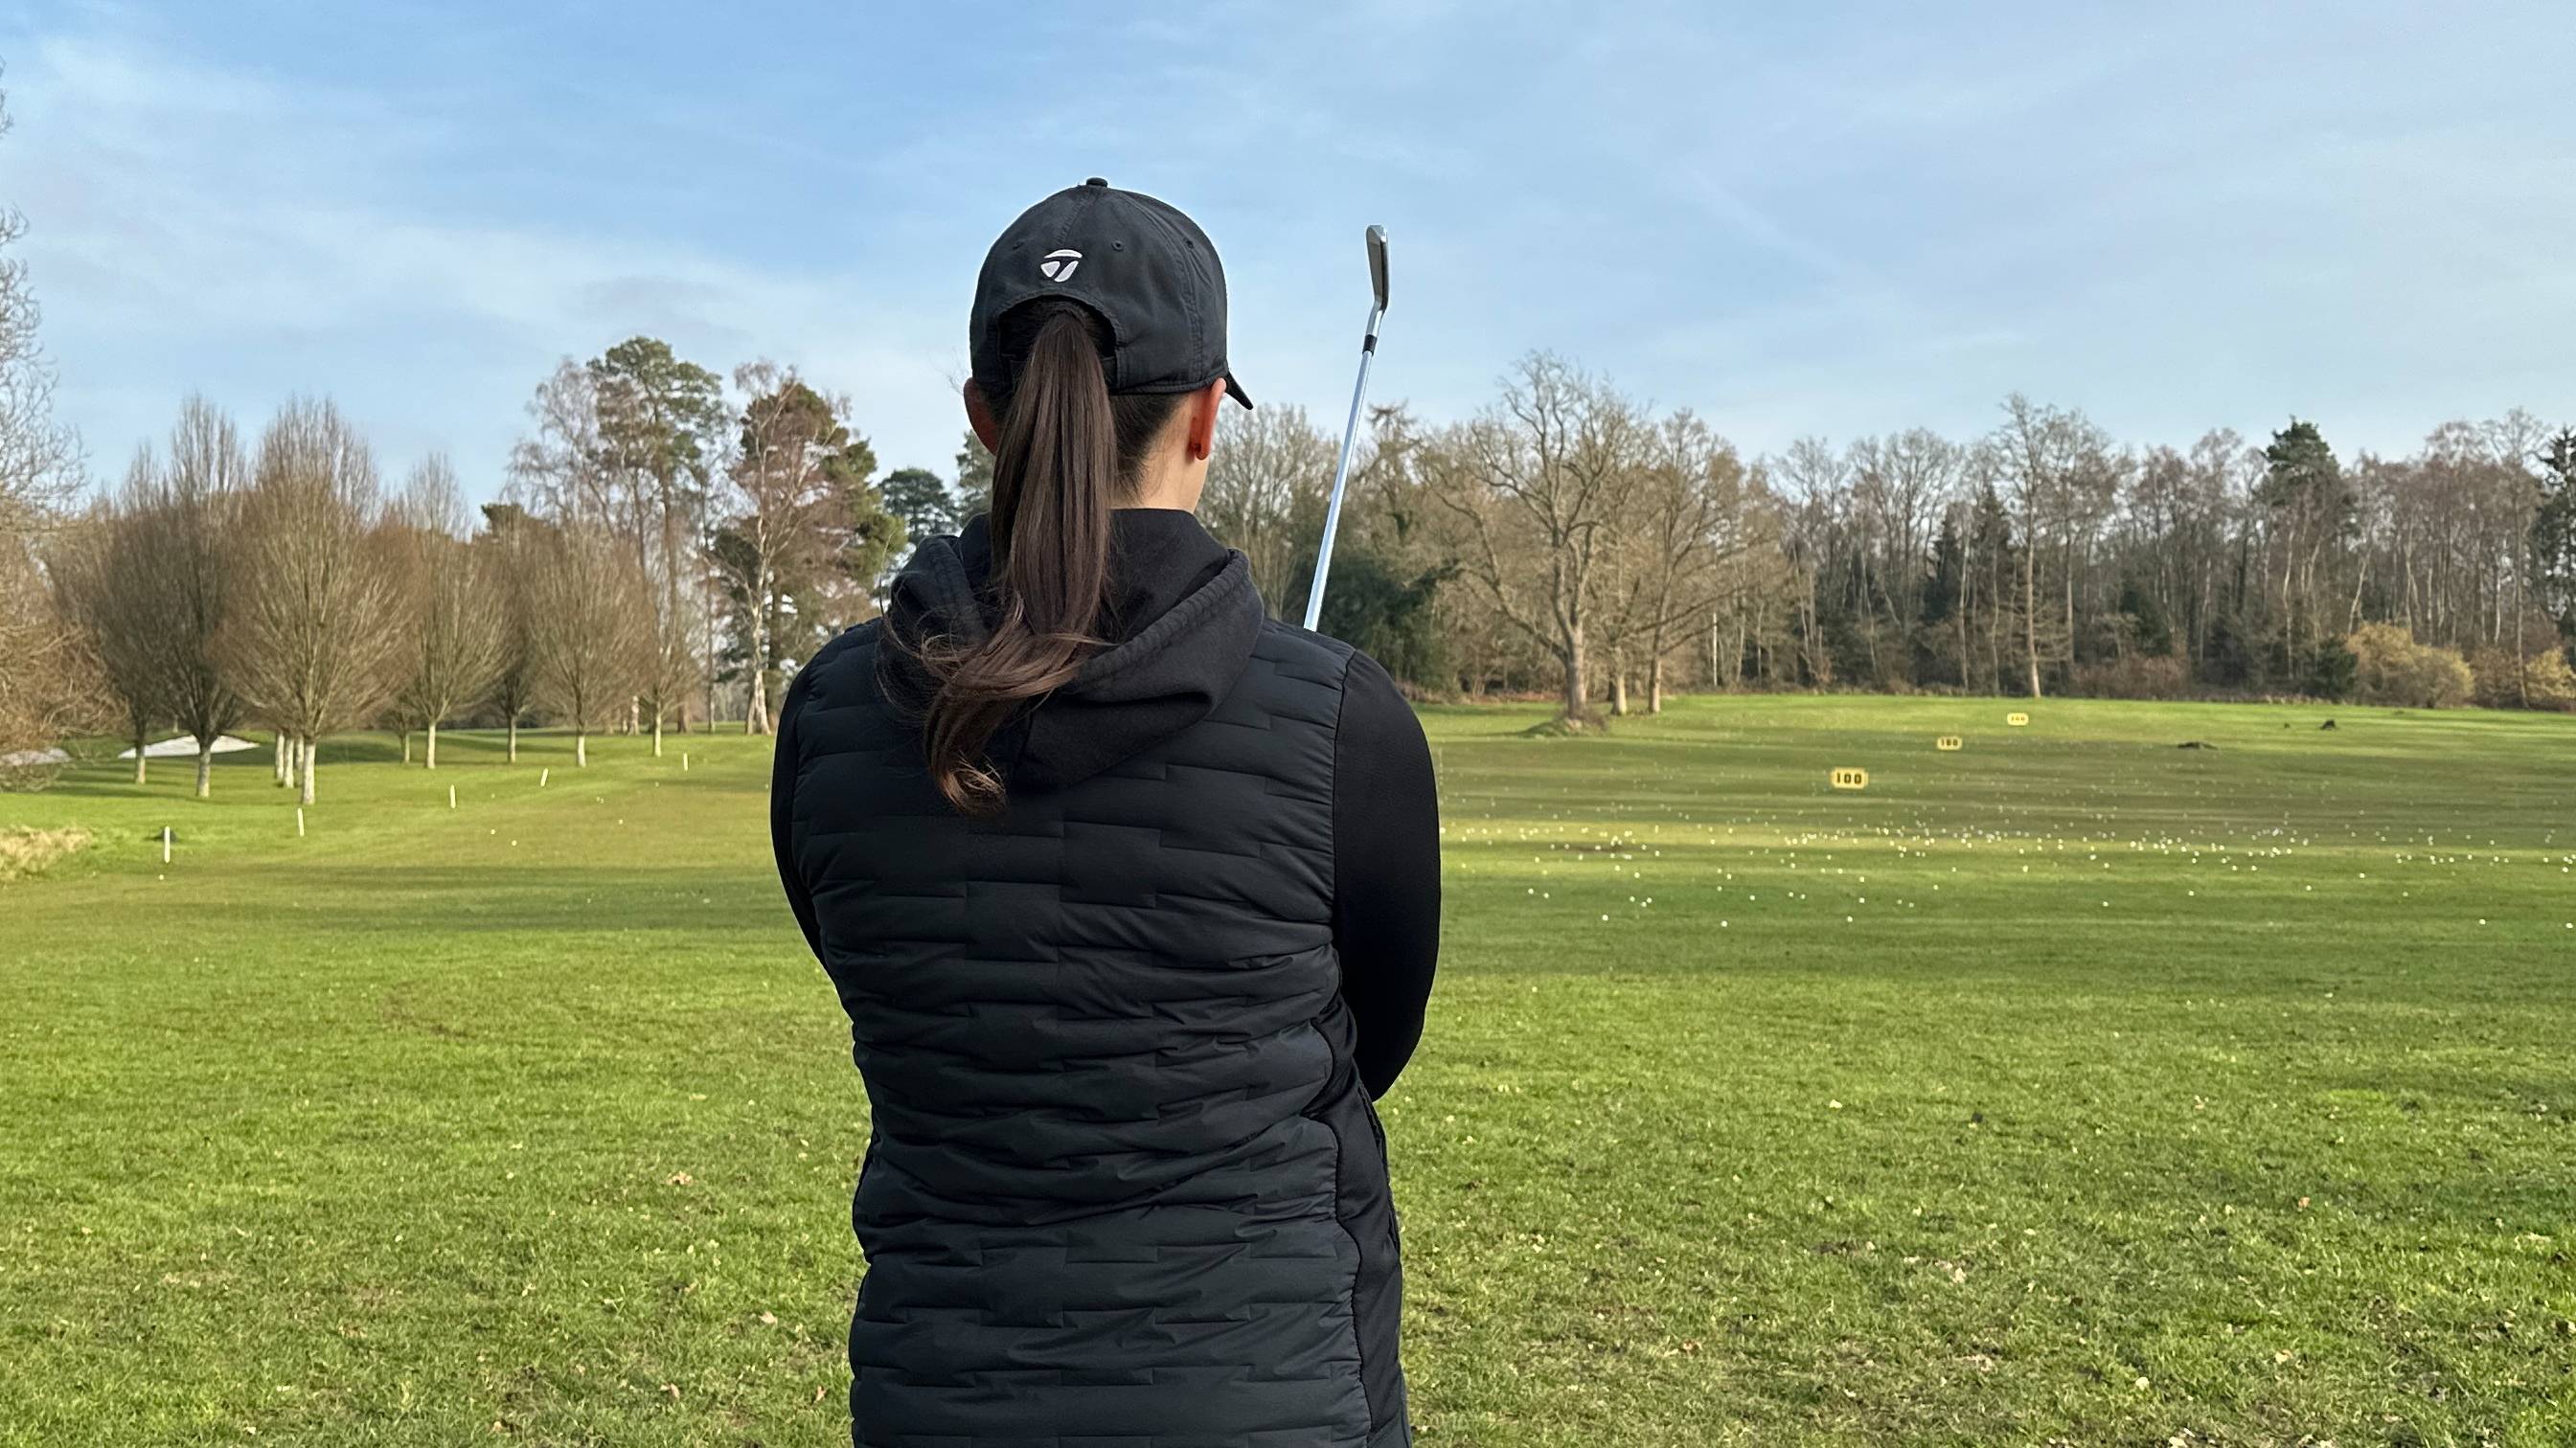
787;619;1406;1447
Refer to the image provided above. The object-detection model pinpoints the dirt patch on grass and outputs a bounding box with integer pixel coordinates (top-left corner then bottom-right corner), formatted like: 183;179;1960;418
0;826;93;881
1520;712;1611;738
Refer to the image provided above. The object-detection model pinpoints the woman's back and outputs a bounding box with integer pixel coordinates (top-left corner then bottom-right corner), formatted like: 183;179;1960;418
776;510;1418;1445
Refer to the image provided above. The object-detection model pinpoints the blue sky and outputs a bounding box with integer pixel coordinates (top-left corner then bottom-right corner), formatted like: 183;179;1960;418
6;0;2570;501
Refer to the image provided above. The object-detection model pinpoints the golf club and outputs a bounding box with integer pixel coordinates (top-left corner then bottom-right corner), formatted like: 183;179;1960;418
1301;223;1390;632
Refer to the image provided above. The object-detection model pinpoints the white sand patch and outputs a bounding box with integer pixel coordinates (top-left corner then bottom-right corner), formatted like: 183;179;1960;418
118;735;261;759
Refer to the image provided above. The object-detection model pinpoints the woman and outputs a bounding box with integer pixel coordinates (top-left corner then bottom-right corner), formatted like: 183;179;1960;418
770;178;1441;1448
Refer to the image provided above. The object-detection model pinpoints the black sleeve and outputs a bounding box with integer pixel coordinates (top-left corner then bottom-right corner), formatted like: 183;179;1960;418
1333;650;1441;1098
770;676;825;963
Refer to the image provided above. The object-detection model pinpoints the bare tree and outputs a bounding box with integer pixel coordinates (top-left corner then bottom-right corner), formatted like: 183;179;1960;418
57;459;165;781
530;521;645;766
0;86;74;541
1428;354;1648;722
1602;412;1758;712
0;79;90;786
135;398;248;796
1989;396;2113;697
1200;403;1335;617
387;454;502;769
67;410;251;795
0;542;97;790
476;503;550;762
1770;436;1848;689
1848;428;1968;667
223;398;399;804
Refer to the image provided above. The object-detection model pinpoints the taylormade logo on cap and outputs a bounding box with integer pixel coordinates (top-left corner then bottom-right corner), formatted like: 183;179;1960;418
971;180;1250;410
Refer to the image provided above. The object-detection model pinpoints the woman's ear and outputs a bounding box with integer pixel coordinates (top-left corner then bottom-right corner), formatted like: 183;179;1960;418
963;380;1000;450
1185;377;1227;462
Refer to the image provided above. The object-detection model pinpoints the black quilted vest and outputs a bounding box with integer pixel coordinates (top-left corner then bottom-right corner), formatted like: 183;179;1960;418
777;527;1408;1447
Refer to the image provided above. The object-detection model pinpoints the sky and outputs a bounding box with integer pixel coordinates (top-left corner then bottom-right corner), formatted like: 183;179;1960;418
5;0;2571;503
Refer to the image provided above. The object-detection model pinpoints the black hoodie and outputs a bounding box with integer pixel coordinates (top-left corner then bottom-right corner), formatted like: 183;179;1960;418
773;508;1439;1097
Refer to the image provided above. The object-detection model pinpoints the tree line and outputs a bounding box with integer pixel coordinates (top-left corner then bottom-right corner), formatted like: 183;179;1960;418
1279;359;2576;723
8;340;946;798
10;350;2573;798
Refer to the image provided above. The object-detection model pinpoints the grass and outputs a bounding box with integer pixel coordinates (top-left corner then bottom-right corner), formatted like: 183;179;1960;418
2;697;2572;1446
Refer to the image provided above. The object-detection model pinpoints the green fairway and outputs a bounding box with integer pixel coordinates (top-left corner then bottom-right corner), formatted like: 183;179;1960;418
4;697;2572;1446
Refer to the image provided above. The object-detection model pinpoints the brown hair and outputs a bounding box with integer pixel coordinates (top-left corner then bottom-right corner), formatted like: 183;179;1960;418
906;299;1182;814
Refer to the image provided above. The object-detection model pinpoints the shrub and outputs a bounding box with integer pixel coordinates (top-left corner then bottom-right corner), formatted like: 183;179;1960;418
2535;650;2576;710
2072;653;2191;700
2345;623;2472;708
2472;645;2576;711
2468;646;2519;708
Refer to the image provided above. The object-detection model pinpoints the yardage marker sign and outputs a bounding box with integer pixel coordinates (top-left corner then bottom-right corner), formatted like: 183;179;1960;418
2007;713;2031;727
1831;768;1869;790
1935;735;1964;751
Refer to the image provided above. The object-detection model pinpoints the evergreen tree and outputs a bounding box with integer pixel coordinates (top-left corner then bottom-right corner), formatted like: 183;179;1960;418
880;466;961;544
2535;428;2576;646
953;431;994;519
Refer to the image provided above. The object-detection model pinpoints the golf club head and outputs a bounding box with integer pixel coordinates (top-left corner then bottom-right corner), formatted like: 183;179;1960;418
1366;225;1390;311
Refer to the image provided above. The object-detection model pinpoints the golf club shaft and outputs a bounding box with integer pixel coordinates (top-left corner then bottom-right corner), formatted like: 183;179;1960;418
1302;305;1383;632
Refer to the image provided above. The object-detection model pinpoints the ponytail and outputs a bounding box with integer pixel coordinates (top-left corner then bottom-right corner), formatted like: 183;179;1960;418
905;300;1183;814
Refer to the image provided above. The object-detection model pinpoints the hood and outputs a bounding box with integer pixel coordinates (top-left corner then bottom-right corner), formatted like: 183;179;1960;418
878;512;1266;793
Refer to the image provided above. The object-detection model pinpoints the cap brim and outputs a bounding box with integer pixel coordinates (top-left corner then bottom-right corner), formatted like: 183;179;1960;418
1223;373;1252;410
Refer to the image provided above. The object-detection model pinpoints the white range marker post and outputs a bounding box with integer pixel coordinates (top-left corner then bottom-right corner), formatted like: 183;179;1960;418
682;753;690;772
161;826;171;865
296;807;306;838
448;784;458;810
539;767;549;788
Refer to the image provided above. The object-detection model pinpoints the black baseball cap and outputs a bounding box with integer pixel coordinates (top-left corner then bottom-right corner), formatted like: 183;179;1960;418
970;178;1252;410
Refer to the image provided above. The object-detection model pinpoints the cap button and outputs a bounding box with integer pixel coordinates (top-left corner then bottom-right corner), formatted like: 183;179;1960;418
1084;176;1108;187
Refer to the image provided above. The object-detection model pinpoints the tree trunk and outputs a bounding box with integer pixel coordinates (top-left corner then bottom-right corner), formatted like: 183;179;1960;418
274;732;287;786
1649;652;1665;713
507;716;519;763
652;715;665;758
400;731;412;764
195;742;214;800
1609;647;1629;716
426;722;440;770
746;563;773;736
2022;546;2043;698
284;735;301;792
2063;546;2077;674
299;737;316;806
576;731;589;768
1956;584;1972;691
132;723;148;785
1561;627;1588;721
706;577;721;735
2515;579;2531;710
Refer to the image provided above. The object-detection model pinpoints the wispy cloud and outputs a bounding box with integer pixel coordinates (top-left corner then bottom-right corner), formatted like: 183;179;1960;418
5;0;2571;496
9;26;962;488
